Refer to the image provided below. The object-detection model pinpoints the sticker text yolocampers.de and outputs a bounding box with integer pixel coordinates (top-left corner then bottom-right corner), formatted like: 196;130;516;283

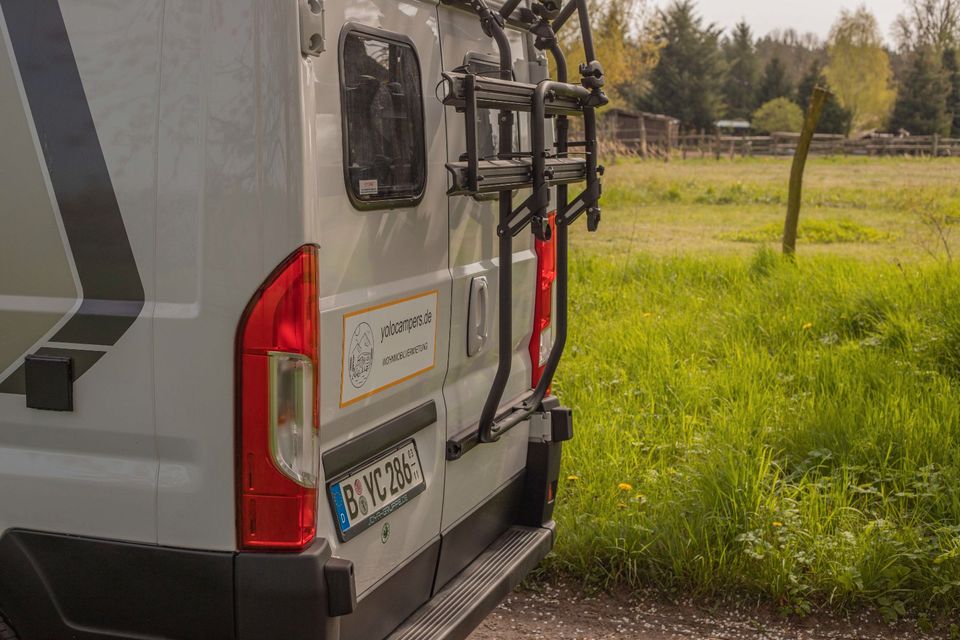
340;291;438;407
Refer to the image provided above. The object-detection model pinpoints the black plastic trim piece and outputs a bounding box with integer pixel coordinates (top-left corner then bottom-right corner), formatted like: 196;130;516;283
519;441;563;527
325;557;357;616
0;529;234;640
24;355;73;412
337;23;427;212
235;537;338;640
322;400;437;479
434;474;524;592
0;348;105;396
550;406;574;442
340;539;441;640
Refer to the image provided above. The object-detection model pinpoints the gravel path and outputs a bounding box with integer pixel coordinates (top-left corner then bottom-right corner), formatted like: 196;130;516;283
468;583;955;639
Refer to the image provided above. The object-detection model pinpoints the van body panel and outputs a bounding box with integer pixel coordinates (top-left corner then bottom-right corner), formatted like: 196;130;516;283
437;4;541;529
305;0;451;596
0;0;581;635
0;0;161;545
153;0;310;550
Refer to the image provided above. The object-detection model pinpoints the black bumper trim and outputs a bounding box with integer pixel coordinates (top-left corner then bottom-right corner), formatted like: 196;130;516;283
0;529;235;640
323;401;438;479
0;438;560;640
235;537;338;640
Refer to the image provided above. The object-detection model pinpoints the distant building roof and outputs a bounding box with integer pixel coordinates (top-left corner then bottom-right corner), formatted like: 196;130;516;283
715;119;751;129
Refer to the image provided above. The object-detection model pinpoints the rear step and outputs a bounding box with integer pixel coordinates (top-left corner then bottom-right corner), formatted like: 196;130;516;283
387;525;555;640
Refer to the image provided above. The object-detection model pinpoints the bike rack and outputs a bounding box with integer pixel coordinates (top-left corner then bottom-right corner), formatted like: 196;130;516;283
442;0;607;460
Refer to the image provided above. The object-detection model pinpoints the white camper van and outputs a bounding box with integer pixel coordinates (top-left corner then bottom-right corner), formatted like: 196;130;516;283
0;0;605;638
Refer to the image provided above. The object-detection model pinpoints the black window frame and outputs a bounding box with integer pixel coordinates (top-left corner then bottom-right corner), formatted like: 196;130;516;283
338;23;428;212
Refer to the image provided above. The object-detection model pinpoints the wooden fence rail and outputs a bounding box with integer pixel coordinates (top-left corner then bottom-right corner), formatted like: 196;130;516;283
600;129;960;159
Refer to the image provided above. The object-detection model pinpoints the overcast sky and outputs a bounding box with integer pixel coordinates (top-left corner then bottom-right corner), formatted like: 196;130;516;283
651;1;905;43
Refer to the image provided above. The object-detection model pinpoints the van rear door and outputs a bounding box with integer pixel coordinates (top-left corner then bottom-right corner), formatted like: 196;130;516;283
437;2;544;565
303;0;451;634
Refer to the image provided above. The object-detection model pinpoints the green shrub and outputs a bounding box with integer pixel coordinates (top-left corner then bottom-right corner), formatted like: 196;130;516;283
753;98;805;134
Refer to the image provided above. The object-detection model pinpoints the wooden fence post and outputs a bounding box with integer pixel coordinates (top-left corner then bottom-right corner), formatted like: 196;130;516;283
639;117;648;160
933;133;940;158
783;87;830;257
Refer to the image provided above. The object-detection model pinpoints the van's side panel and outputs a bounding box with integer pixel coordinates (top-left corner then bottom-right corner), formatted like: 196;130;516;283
0;0;162;544
153;0;309;550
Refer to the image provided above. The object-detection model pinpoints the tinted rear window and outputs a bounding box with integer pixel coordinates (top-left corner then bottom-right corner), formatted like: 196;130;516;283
341;31;426;208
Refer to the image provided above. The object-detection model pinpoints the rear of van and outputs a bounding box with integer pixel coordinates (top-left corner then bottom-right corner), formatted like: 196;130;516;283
0;1;600;639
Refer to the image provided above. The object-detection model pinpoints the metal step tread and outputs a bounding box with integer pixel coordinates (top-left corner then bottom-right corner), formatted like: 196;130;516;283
446;157;587;196
387;525;554;640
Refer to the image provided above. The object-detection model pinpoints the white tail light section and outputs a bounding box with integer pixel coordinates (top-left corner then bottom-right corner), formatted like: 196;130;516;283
268;352;319;488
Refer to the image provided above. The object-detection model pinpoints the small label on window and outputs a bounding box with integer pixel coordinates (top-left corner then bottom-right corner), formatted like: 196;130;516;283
358;179;379;196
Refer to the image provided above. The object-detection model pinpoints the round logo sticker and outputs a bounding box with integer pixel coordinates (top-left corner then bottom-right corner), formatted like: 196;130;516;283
381;522;391;544
359;495;368;516
348;322;375;389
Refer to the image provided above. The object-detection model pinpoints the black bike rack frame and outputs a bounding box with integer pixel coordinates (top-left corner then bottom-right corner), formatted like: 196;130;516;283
442;0;607;460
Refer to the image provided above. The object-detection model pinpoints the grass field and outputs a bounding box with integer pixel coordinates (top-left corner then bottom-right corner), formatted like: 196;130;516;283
582;156;959;260
549;157;960;623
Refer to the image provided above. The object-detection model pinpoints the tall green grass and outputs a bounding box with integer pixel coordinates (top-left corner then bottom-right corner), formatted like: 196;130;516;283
551;250;960;619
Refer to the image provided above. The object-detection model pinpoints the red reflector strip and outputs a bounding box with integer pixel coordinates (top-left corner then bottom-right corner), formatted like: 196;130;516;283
530;213;557;387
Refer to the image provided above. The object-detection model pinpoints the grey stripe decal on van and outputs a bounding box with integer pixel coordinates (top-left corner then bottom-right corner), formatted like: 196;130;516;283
0;0;145;395
0;0;145;347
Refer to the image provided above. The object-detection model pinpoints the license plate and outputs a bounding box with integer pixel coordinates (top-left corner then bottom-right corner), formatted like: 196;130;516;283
328;439;425;542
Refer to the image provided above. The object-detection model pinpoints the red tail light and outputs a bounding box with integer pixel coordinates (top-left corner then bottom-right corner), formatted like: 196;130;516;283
530;213;557;386
236;245;320;551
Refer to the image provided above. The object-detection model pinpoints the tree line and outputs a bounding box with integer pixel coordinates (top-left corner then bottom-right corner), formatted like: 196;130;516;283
578;0;960;137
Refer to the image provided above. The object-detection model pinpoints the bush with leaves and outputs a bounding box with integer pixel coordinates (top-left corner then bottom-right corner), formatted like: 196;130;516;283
752;98;804;134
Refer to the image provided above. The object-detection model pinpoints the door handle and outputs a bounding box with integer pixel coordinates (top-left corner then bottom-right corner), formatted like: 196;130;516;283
467;276;489;357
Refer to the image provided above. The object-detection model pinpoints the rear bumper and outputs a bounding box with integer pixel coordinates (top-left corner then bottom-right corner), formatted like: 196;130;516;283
0;499;555;640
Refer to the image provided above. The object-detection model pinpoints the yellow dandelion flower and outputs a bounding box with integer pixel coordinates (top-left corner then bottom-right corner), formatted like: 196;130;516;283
643;312;653;318
772;521;784;527
618;483;633;492
802;323;813;331
567;475;580;482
